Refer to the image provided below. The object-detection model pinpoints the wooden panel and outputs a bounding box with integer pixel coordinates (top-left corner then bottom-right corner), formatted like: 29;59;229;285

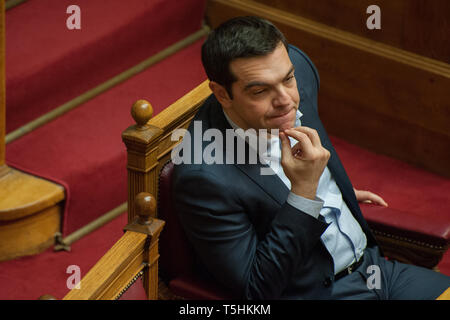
0;204;61;261
63;231;148;300
206;0;450;178
253;0;450;63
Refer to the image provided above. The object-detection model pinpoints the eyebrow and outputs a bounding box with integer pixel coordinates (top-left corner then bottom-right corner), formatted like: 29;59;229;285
243;65;295;91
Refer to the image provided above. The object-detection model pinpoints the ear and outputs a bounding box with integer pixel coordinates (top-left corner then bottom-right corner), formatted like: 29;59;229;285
209;81;232;109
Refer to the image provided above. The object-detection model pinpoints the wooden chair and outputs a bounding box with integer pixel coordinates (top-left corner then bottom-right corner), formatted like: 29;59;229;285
62;192;164;300
51;82;210;300
60;80;448;300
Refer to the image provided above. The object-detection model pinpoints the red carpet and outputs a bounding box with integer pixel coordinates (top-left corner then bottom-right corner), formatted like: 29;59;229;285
6;0;206;133
2;0;448;298
0;212;128;300
6;39;207;235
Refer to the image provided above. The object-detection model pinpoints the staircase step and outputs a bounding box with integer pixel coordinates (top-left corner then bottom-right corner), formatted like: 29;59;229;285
0;210;129;300
6;0;206;134
6;39;207;236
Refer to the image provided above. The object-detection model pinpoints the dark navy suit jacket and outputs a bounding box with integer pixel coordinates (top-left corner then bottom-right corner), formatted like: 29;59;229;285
172;45;378;299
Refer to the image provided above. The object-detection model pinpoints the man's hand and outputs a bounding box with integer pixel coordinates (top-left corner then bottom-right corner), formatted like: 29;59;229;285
353;188;388;207
280;127;330;200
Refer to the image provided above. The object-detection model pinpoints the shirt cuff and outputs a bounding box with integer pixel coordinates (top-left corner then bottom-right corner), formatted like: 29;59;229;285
287;192;324;219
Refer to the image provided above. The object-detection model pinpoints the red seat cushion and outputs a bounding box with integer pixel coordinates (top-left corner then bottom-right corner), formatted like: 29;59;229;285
158;161;234;299
118;277;148;300
360;203;449;247
159;161;195;280
331;135;450;244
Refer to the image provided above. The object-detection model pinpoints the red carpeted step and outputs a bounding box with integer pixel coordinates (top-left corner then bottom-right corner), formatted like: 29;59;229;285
6;0;206;134
6;39;207;236
0;211;129;300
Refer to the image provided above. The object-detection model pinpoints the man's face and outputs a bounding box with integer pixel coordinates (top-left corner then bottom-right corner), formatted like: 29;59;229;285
218;43;300;132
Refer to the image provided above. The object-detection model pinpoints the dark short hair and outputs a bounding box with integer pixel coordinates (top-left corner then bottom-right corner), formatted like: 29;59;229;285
201;16;288;98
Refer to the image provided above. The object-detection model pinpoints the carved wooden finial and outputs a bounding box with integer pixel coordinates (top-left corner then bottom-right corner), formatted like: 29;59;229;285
135;192;156;225
123;192;163;236
131;100;153;127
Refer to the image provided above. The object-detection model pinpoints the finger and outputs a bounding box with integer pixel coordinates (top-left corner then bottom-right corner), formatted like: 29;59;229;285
356;190;388;207
291;142;303;159
290;126;322;148
279;132;294;162
283;129;315;158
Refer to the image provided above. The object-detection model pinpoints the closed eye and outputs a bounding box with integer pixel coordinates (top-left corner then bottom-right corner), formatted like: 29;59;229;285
284;74;295;82
252;88;267;95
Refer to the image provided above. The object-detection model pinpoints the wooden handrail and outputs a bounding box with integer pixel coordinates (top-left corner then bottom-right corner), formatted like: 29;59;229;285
63;192;164;300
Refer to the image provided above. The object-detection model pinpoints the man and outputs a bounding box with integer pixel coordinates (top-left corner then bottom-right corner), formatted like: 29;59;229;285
172;16;450;299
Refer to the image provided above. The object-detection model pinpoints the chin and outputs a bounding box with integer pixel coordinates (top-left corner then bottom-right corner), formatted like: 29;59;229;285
276;116;297;132
278;123;293;131
267;109;296;132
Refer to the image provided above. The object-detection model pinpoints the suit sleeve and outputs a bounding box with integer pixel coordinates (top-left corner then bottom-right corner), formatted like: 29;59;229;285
173;167;329;299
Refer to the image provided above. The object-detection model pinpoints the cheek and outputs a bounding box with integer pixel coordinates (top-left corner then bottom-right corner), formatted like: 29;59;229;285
246;101;268;117
289;80;300;103
290;88;300;104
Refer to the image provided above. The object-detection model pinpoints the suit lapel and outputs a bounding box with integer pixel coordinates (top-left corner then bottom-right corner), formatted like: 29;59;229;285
207;96;290;206
235;162;289;206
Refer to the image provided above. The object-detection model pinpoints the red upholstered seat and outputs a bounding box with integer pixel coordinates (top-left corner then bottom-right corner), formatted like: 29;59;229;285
361;204;449;249
331;136;450;253
158;161;233;299
118;277;148;300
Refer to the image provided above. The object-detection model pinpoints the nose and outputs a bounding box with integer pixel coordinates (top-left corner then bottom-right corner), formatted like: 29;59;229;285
272;87;291;108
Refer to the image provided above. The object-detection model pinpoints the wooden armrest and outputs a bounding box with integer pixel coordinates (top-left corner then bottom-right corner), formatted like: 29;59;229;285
361;204;449;269
62;192;164;300
437;287;450;300
64;230;149;300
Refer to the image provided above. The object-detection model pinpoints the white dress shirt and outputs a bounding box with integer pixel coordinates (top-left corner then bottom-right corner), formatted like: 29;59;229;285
223;108;367;274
